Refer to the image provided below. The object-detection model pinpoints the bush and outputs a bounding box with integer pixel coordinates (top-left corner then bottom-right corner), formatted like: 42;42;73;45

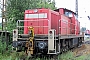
0;39;7;54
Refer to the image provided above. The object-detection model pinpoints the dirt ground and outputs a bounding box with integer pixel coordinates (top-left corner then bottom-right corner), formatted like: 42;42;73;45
73;40;90;58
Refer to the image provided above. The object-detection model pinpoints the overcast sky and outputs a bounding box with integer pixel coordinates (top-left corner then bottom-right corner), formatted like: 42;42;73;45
0;0;90;29
55;0;90;30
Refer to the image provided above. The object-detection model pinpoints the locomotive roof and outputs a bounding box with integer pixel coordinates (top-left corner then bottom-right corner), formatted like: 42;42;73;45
54;8;77;15
25;8;77;15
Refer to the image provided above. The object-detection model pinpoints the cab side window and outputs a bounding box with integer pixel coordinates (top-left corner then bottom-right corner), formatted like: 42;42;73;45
64;10;73;17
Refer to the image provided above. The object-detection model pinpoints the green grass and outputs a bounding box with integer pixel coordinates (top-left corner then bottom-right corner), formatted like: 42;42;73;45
84;54;90;60
57;51;89;60
84;37;90;41
75;55;86;60
58;51;74;60
0;51;90;60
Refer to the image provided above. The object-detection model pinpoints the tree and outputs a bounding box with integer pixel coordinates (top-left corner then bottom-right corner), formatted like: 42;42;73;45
0;23;2;30
6;0;56;32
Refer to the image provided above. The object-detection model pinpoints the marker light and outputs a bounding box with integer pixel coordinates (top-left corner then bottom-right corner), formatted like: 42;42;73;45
14;30;16;33
49;31;52;34
34;9;38;12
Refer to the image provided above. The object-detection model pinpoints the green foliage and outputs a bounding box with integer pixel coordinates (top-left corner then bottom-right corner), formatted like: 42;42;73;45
0;37;6;54
0;50;90;60
37;0;56;10
58;51;74;60
0;23;2;30
0;26;2;30
6;0;56;33
75;55;86;60
57;51;88;60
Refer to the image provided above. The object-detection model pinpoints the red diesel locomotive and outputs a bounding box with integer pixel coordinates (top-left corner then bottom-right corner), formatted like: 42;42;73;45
12;8;84;56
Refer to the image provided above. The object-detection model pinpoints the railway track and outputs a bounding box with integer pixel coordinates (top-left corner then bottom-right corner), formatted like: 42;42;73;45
72;39;90;58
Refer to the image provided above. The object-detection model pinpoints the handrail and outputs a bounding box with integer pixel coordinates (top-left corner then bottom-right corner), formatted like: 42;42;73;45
16;19;77;35
17;19;50;28
58;19;77;35
16;19;50;35
17;26;49;28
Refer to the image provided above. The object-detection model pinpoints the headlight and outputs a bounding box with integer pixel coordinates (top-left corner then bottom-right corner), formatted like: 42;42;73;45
38;42;47;49
34;9;38;12
18;42;22;46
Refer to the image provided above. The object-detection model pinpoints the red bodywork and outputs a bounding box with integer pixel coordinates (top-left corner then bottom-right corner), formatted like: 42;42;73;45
24;9;50;34
70;14;76;34
86;30;90;34
60;15;71;35
75;20;80;35
51;10;70;35
54;8;76;35
24;8;80;35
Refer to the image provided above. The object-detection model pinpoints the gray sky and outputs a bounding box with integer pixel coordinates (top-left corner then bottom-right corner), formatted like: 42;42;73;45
55;0;90;30
0;0;90;29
